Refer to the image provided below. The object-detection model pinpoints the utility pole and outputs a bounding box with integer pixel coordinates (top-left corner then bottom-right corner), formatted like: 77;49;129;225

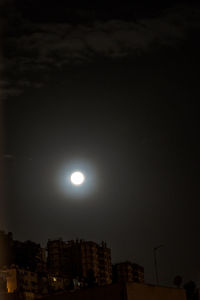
153;245;164;285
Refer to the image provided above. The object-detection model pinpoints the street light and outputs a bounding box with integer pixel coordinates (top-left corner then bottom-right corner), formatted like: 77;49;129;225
153;244;164;285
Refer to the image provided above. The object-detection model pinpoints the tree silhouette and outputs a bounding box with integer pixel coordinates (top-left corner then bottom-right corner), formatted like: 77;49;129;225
184;281;198;300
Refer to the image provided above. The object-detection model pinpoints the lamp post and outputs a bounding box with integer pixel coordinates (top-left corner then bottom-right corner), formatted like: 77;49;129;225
153;245;164;285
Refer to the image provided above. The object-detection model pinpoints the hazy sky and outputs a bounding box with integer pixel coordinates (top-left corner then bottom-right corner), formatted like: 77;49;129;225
1;0;200;287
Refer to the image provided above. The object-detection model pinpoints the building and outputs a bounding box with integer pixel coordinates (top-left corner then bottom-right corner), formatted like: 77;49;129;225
0;267;38;300
0;266;73;299
98;242;112;286
47;239;112;286
126;282;186;300
35;282;187;300
113;262;144;284
0;270;7;292
13;240;46;274
132;263;144;283
0;231;14;268
0;231;46;275
47;274;71;293
47;239;68;276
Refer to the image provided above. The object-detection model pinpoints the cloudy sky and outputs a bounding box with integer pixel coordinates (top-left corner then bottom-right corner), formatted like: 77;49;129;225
1;0;200;97
1;0;200;287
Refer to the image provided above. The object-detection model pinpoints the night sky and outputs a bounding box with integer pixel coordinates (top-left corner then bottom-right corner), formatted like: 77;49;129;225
1;0;200;287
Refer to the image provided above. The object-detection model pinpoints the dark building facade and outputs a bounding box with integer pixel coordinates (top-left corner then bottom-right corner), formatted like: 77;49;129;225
35;283;186;300
0;231;46;275
47;239;69;276
0;270;7;292
13;240;46;274
0;231;14;268
113;262;144;284
47;239;112;286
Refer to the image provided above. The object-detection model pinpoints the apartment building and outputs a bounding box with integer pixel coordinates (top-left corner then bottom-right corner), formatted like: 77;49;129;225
47;239;112;286
0;231;14;268
0;267;38;299
113;262;144;284
13;240;46;274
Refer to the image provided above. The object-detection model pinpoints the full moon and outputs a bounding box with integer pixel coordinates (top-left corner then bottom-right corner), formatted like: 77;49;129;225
70;171;85;185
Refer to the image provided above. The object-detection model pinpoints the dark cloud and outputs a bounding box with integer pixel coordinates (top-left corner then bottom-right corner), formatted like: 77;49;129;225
2;3;200;97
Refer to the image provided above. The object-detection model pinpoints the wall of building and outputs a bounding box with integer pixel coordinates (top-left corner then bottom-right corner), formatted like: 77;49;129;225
13;241;46;273
5;269;17;293
36;283;125;300
0;294;18;300
34;282;187;300
0;270;8;292
47;239;112;286
113;262;144;284
1;267;39;295
126;283;186;300
0;231;13;268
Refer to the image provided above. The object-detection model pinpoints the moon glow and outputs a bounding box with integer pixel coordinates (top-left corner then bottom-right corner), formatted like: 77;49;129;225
70;171;85;185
